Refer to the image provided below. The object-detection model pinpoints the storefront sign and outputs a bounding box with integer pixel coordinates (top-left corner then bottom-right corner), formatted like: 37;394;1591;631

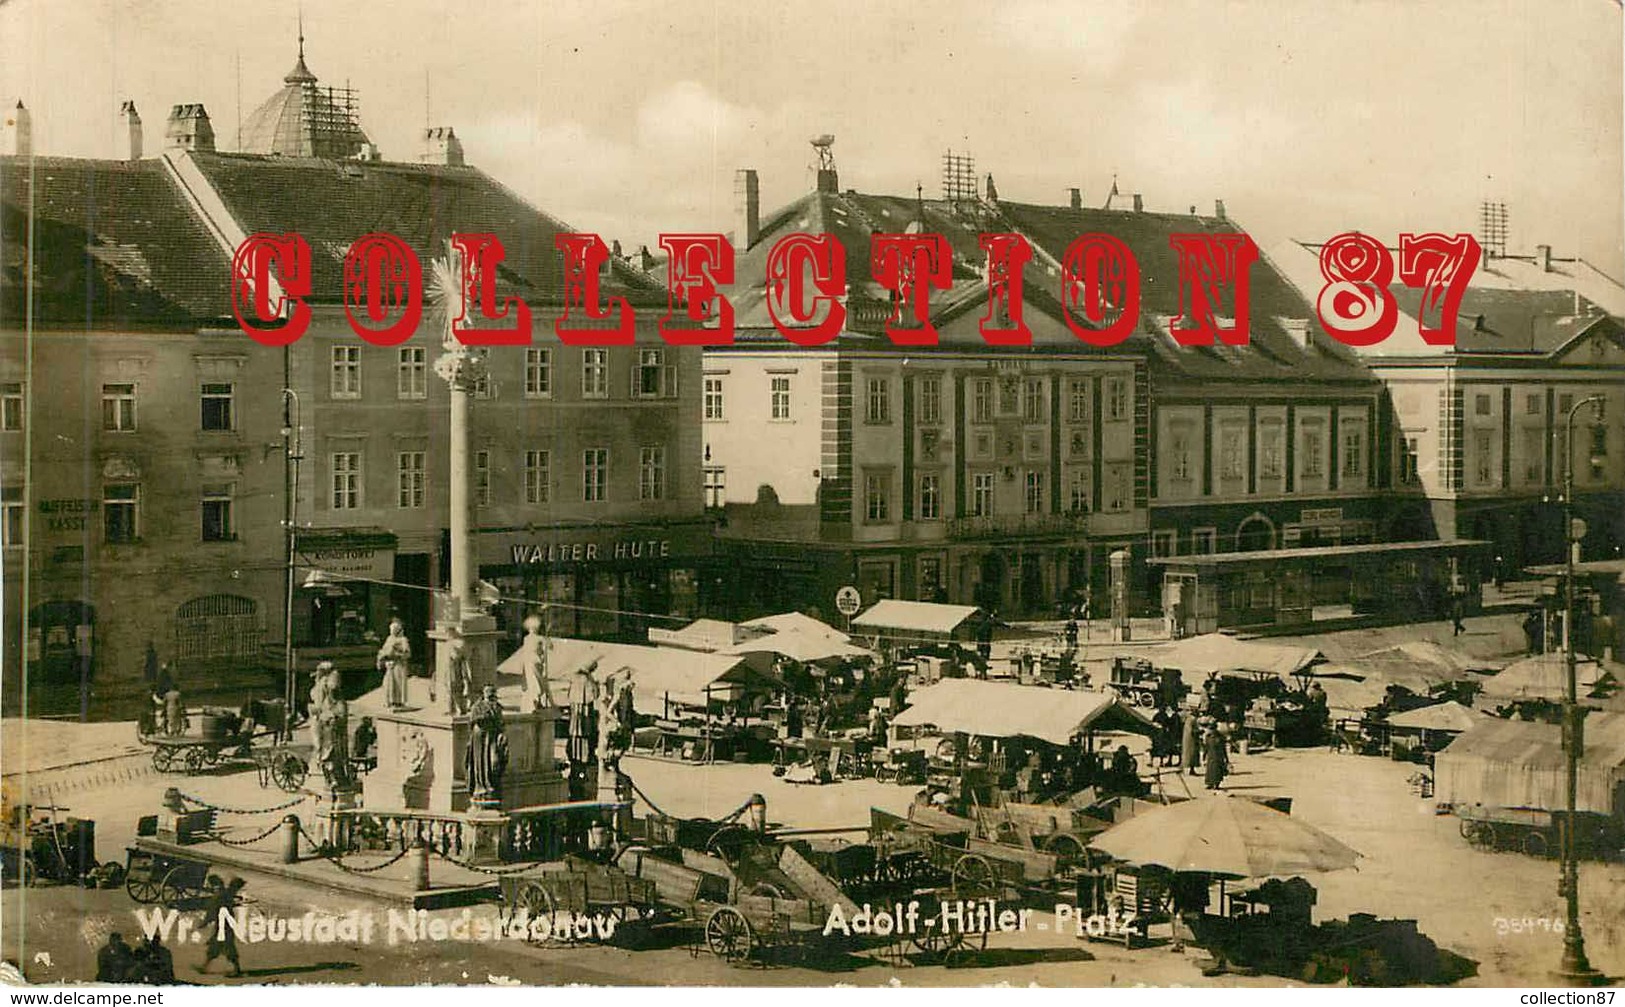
1300;507;1344;524
38;499;98;533
297;528;398;580
510;539;672;565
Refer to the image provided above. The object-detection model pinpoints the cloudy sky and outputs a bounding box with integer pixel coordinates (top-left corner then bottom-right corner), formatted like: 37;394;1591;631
3;0;1621;274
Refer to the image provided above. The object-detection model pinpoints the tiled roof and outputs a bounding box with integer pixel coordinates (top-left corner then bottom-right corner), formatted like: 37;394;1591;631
0;155;234;324
727;188;1373;383
1393;286;1613;355
187;151;663;306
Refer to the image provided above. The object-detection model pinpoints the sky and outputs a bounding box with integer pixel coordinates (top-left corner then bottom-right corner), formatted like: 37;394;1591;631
2;0;1621;276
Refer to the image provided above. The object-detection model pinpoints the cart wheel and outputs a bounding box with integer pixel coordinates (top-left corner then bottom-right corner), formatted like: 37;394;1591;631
951;854;996;899
1522;830;1551;859
704;906;753;962
125;869;161;904
705;823;752;861
158;867;191;907
910;926;965;962
183;746;208;775
749;882;787;899
1463;821;1496;849
152;746;174;773
1044;833;1087;873
513;882;558;941
1457;818;1475;840
272;754;309;793
1134;690;1156;708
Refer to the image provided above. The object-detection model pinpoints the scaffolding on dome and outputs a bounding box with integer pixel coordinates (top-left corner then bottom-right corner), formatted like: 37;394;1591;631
302;82;366;159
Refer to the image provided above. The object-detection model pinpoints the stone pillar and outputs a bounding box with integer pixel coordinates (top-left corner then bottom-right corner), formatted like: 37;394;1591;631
1110;548;1132;642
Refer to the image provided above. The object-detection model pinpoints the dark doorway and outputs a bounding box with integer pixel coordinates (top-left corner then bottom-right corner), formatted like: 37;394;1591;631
393;553;432;661
976;552;1007;615
1237;517;1274;552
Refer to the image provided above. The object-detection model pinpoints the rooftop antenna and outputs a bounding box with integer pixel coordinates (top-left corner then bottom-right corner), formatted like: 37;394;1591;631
941;148;976;204
235;48;242;149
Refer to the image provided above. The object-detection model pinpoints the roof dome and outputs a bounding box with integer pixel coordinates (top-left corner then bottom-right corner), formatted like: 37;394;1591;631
237;44;370;159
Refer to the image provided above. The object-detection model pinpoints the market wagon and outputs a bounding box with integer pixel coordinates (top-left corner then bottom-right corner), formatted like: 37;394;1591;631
138;725;310;792
496;855;664;946
123;847;215;907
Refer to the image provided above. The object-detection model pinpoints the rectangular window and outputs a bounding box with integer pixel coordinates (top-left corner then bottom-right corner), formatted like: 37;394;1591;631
398;347;427;400
1474;430;1494;485
1259;421;1284;479
972;379;993;424
919;376;941;425
1069;469;1090;513
1068;379;1089;424
1302;427;1325;478
524;450;550;504
1559;393;1574;415
703;466;726;508
1023;378;1045;424
1400;436;1420;485
703;376;725;420
397;451;425;508
2;485;24;547
1524;428;1544;483
634;349;664;398
998;378;1020;416
866;377;891;424
331;347;361;399
919;473;941;520
200;382;234;431
770;376;792;420
332;452;361;510
471;348;493;399
1170;427;1194;482
524;348;552;399
1024;470;1045;514
582;349;609;399
1106;377;1128;421
104;483;138;543
972;473;994;517
1104;463;1129;512
0;382;22;431
1526;393;1542;416
1152;530;1176;559
1474;392;1492;416
102;383;137;431
864;471;890;522
475;450;491;506
1220;427;1245;480
1193;528;1217;554
639;446;666;501
1341;426;1365;478
583;448;607;502
201;483;234;541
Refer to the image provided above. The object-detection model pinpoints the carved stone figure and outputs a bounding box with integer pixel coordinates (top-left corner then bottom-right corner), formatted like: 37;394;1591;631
518;613;553;711
442;627;472;716
377;618;411;710
595;669;636;771
465;685;508;808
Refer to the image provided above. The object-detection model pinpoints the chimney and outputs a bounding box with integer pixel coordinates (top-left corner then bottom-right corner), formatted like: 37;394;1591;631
1536;244;1552;272
734;169;760;251
164;104;215;152
1214;199;1227;221
420;126;464;167
1132;193;1144;212
120;100;143;160
6;100;31;157
1068;187;1082;210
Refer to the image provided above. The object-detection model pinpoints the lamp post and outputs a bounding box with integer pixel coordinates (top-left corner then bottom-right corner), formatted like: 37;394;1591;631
281;388;303;743
1556;392;1606;984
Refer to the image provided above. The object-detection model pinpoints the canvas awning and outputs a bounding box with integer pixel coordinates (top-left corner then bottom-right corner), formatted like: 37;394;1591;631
852;600;983;637
1386;701;1485;733
739;612;851;643
497;637;774;714
723;630;874;665
1434;712;1625;815
1149;633;1319;679
891;679;1155;745
1480;653;1620;701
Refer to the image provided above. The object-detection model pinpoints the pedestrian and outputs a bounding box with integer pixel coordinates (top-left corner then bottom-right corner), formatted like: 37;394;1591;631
1181;708;1200;774
1202;727;1229;791
198;876;246;977
161;667;185;737
95;932;132;982
1450;594;1466;637
143;642;159;688
377;617;411;710
129;935;174;985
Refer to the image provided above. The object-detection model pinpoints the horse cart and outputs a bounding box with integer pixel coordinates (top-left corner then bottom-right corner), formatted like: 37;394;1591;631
1454;804;1622;860
138;721;310;792
496;855;665;946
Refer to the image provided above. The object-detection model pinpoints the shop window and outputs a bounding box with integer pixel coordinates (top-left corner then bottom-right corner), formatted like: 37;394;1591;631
200;383;234;431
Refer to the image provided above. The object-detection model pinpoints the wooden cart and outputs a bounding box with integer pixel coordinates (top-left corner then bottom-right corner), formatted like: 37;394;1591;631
123;847;214;907
139;727;310;792
497;855;664;946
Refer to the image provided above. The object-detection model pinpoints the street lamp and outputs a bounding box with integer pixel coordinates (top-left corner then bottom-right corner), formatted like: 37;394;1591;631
281;388;303;743
1556;392;1606;984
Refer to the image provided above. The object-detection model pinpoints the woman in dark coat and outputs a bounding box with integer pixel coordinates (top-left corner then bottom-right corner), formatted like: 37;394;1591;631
1202;728;1229;790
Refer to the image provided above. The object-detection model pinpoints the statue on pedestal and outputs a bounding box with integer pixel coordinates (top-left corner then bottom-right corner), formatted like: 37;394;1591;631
465;685;507;809
309;663;353;791
442;626;472;716
378;618;412;711
518;613;553;712
596;669;636;773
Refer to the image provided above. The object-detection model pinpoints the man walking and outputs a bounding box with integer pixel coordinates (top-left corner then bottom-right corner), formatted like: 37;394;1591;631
197;876;246;977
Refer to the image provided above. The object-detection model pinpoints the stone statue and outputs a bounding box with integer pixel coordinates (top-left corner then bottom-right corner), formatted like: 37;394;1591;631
465;685;508;808
442;626;472;716
377;618;411;710
323;698;354;790
518;613;553;712
595;668;636;771
309;661;336;773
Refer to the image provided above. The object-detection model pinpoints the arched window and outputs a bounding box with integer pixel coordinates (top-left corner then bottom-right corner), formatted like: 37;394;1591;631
174;594;262;663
